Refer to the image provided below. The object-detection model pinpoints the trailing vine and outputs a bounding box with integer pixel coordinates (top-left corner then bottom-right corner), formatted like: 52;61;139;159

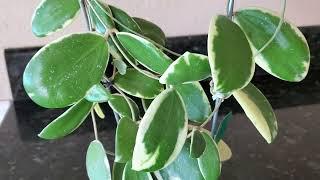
24;0;310;179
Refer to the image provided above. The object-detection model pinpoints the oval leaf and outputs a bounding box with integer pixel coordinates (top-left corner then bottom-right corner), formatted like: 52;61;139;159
116;32;172;74
32;0;80;37
115;117;138;163
160;52;211;85
132;88;188;171
156;140;205;180
208;15;254;96
114;68;164;99
94;103;105;119
85;84;112;103
112;162;126;180
190;129;206;158
23;33;109;108
38;99;93;139
133;17;166;46
233;83;278;143
108;94;140;120
217;140;232;162
88;0;115;34
197;132;221;180
175;82;211;123
86;140;111;180
123;161;153;180
234;8;310;82
109;5;142;33
214;112;232;143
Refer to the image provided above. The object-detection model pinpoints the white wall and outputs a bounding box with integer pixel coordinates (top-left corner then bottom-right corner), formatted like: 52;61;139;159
0;0;319;100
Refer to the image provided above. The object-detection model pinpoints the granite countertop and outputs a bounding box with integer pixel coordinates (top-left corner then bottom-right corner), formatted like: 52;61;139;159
1;26;320;180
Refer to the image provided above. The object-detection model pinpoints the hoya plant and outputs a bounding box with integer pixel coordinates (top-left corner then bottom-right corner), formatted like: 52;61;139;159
23;0;310;179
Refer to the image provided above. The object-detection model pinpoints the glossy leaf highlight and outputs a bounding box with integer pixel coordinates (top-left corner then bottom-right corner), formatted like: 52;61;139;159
23;33;109;108
160;52;211;85
39;99;93;139
132;88;188;171
233;83;278;143
208;15;254;96
234;8;310;82
32;0;80;37
115;117;138;163
86;140;111;180
114;68;164;99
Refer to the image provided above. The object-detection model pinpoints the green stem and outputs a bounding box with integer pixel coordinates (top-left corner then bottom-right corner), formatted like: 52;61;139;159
91;109;99;140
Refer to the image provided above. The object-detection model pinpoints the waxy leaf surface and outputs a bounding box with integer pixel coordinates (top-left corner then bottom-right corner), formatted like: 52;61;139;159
175;82;211;123
132;88;188;171
39;99;93;139
160;52;211;85
23;33;109;108
115;117;138;163
86;140;111;180
32;0;80;37
114;68;164;99
233;83;278;143
208;15;254;96
117;32;172;74
234;8;310;82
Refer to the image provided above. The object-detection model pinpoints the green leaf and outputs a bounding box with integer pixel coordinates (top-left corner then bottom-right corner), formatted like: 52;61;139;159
234;8;310;82
23;33;109;108
155;140;205;180
114;68;164;99
123;161;153;180
38;99;93;140
108;94;140;120
132;88;188;171
85;84;112;103
141;99;153;112
190;129;206;158
88;0;115;34
233;83;278;143
217;140;232;162
197;132;221;180
133;17;166;46
115;117;138;163
112;58;127;75
160;52;211;85
94;103;105;119
109;5;142;33
112;162;126;180
214;112;232;143
208;15;254;96
32;0;80;37
86;140;111;180
175;82;211;123
116;32;172;74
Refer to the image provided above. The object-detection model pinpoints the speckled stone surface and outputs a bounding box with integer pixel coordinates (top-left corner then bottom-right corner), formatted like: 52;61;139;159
2;26;320;179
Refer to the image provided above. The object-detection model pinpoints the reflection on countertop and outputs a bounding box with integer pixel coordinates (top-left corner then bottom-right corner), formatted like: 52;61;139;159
1;26;320;179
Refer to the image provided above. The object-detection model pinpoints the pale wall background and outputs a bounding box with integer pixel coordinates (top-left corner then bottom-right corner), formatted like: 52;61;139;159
0;0;319;100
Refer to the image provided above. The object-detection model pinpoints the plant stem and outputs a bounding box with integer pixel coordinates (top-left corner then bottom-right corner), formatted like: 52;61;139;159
79;0;93;31
210;98;222;136
200;98;223;128
227;0;235;19
91;109;99;140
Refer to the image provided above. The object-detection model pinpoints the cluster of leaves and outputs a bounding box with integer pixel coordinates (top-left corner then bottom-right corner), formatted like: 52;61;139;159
24;0;310;179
